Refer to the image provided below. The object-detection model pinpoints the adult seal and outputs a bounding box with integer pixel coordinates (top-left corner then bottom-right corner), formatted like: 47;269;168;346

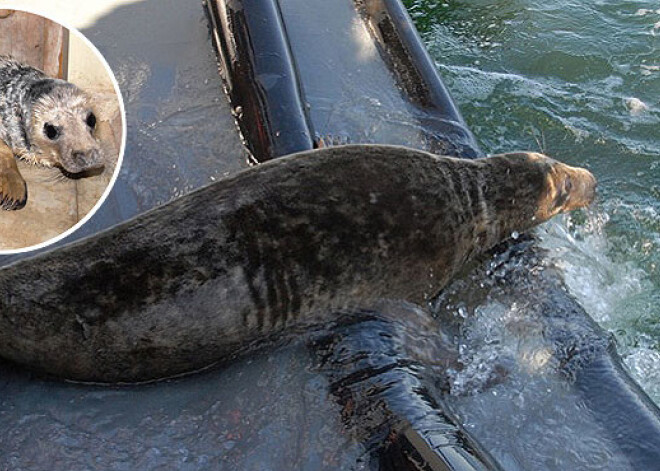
0;56;104;209
0;144;596;383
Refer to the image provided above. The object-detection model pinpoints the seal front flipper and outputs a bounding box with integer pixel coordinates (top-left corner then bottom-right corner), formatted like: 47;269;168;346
0;144;27;210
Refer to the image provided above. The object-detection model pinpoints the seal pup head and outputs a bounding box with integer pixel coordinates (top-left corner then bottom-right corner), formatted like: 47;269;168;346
28;80;104;174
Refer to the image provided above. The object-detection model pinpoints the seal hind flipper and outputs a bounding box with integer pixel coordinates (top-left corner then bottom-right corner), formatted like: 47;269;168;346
0;144;27;210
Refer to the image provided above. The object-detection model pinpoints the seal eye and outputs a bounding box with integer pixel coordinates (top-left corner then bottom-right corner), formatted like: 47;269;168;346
44;123;59;140
563;178;573;193
86;112;97;130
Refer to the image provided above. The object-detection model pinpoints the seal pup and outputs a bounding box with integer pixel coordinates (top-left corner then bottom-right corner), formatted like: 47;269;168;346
0;56;104;209
0;145;596;383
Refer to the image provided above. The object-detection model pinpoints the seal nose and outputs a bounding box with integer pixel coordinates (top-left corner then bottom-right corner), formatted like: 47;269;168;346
563;166;597;211
582;170;597;205
71;149;104;172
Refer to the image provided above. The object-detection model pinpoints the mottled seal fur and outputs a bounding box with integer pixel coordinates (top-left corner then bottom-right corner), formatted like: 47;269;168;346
0;56;103;209
0;145;595;382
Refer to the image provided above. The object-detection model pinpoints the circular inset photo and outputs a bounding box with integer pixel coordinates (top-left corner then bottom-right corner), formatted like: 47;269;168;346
0;7;125;253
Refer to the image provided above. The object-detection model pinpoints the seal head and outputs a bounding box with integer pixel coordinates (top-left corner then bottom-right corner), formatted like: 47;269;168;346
28;80;103;174
534;153;597;220
454;151;596;256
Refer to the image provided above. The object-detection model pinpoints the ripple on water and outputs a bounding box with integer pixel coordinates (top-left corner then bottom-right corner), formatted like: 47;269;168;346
410;0;660;406
437;261;634;471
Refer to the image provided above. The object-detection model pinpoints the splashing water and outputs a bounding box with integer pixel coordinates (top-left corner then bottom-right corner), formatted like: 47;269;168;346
406;0;660;405
539;209;660;402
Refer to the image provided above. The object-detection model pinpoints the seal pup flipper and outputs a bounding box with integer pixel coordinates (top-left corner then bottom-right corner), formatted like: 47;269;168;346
0;143;27;210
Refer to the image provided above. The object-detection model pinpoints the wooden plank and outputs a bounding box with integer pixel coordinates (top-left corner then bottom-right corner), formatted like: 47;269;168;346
0;10;74;250
0;11;13;56
0;162;79;251
0;10;64;77
42;15;66;77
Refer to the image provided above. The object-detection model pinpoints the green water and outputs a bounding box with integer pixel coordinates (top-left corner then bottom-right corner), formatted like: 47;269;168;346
405;0;660;401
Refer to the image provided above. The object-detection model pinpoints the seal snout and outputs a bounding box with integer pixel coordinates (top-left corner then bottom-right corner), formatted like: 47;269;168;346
559;164;597;212
64;148;104;174
536;159;597;222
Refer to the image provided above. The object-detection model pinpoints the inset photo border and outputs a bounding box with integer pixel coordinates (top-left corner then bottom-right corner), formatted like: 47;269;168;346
0;6;126;253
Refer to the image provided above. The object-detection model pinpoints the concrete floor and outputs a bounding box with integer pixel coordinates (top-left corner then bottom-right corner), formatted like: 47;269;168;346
0;88;122;251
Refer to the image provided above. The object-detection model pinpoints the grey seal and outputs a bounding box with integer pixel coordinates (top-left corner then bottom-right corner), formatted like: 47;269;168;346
0;56;104;209
0;144;595;382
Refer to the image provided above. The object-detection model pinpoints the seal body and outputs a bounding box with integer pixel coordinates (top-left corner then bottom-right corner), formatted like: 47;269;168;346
0;56;103;209
0;145;595;382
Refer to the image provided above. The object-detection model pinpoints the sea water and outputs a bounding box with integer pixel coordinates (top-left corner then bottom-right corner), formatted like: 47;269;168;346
405;0;660;404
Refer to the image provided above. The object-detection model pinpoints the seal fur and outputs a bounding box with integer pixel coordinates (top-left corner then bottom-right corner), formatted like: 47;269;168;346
0;144;595;382
0;56;103;209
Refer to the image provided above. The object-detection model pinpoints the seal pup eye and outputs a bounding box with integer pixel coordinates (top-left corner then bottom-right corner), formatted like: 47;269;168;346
44;123;60;140
86;112;97;130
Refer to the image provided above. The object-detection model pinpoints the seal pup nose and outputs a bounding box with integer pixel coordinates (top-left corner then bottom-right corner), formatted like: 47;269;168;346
71;149;104;172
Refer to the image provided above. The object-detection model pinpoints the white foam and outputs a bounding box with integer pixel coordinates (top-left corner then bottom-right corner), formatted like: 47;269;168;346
625;97;649;115
624;347;660;401
641;64;660;76
537;210;660;402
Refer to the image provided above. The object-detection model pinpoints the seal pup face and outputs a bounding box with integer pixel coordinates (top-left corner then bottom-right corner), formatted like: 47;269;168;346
29;82;104;174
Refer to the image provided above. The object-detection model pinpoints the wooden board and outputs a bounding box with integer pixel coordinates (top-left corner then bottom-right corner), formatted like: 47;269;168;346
0;9;66;77
0;10;122;251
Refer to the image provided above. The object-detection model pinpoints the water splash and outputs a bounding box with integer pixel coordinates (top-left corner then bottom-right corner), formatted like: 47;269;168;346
538;210;660;403
410;0;660;407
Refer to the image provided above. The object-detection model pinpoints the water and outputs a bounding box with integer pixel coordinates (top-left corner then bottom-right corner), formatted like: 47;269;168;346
0;1;657;469
404;0;660;404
